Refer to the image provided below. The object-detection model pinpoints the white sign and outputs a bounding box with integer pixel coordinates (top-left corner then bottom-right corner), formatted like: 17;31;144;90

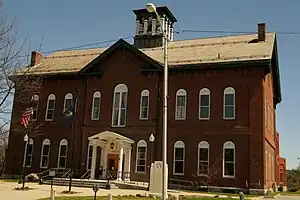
49;170;56;177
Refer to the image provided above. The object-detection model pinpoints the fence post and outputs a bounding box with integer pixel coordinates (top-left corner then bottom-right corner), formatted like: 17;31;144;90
108;193;112;200
50;188;55;200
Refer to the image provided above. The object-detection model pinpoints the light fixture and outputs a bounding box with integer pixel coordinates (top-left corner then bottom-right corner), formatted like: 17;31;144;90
24;134;28;142
146;3;156;13
149;133;155;142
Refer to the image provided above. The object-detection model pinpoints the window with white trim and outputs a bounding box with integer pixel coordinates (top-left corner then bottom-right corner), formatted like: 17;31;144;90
199;88;210;120
31;94;39;121
198;141;209;176
140;89;149;120
223;141;235;178
40;139;50;168
223;87;235;119
86;142;93;170
58;139;68;168
91;91;101;120
175;89;187;120
23;138;34;167
173;140;185;175
63;93;73;113
45;94;56;121
112;84;128;127
136;140;147;173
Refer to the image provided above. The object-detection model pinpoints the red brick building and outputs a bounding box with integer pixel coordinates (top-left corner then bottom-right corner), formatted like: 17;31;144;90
275;132;287;189
6;6;285;194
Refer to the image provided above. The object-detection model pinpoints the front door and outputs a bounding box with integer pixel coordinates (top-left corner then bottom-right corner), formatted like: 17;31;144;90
107;154;118;179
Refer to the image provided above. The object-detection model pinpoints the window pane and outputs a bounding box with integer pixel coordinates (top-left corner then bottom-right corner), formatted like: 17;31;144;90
176;107;186;119
121;92;127;108
224;149;234;162
177;96;186;106
199;161;208;174
200;107;209;118
60;145;67;156
59;157;66;168
175;161;184;174
65;99;73;110
200;95;209;106
28;144;33;154
120;108;126;125
199;148;208;161
26;156;32;166
48;100;55;109
114;93;120;108
141;96;148;107
175;148;184;160
47;110;54;120
224;163;234;176
225;106;234;118
42;156;48;167
137;166;145;172
141;108;148;119
138;159;146;166
93;97;100;108
92;108;100;119
225;94;234;105
113;109;119;126
43;145;49;155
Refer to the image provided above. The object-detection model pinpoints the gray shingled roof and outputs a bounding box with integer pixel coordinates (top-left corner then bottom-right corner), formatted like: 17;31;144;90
15;33;275;75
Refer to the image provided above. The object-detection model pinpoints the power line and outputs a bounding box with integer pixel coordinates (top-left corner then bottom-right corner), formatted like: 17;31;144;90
175;29;300;35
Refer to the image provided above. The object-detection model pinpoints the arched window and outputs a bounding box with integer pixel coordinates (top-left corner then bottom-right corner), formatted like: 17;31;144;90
140;89;150;120
23;138;34;167
136;140;147;173
112;84;128;127
198;141;209;176
40;139;50;168
58;139;68;169
31;94;39;121
223;141;235;178
173;140;185;175
86;141;93;170
199;88;210;120
63;93;73;113
223;87;235;119
45;94;56;121
91;91;101;120
175;89;187;120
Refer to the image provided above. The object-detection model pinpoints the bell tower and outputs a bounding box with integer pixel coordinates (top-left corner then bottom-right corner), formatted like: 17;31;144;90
133;6;177;48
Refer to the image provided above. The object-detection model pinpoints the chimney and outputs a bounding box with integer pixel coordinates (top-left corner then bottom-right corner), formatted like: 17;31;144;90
258;23;266;42
30;51;43;66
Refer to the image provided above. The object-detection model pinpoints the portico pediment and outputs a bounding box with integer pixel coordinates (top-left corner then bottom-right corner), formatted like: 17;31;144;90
88;131;134;144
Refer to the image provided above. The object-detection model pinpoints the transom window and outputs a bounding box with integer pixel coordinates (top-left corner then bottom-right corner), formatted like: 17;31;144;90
112;84;128;127
45;94;56;121
198;141;209;176
199;88;210;120
223;141;235;178
31;94;39;121
63;93;73;113
140;89;149;120
91;91;101;120
173;140;185;175
223;87;235;119
175;89;187;120
136;140;147;173
58;139;68;169
40;139;50;168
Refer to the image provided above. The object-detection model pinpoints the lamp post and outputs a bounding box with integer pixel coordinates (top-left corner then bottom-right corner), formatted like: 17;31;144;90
146;3;168;200
148;133;155;191
21;134;29;189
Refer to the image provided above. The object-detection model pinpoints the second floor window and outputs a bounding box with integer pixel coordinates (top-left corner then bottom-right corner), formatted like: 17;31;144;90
112;84;128;127
140;89;149;120
199;88;210;120
63;93;73;113
223;87;235;119
45;94;56;121
91;91;101;120
175;89;187;120
31;94;39;121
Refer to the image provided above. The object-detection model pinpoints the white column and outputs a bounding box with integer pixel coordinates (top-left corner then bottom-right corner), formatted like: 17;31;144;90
117;145;124;181
160;17;165;33
167;22;171;40
136;20;140;35
90;144;97;179
170;27;174;41
101;145;107;179
124;147;132;181
152;18;156;34
143;19;148;34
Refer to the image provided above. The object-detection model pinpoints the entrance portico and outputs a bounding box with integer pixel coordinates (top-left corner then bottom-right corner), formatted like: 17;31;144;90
88;131;134;181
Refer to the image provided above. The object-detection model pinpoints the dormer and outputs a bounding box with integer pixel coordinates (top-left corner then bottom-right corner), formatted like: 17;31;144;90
133;6;177;48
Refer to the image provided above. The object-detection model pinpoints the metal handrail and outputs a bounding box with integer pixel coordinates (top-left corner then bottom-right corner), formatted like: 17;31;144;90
61;169;71;179
80;170;91;180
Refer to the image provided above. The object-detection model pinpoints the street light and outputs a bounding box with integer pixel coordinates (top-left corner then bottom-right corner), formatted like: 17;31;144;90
146;3;169;200
21;134;29;189
148;133;155;191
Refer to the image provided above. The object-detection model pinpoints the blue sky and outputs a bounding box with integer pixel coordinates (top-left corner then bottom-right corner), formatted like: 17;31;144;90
4;0;300;169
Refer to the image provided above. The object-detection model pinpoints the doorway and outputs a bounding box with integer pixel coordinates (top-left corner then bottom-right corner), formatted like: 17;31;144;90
107;154;118;179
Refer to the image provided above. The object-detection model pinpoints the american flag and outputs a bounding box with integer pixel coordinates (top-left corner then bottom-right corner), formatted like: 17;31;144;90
20;107;33;128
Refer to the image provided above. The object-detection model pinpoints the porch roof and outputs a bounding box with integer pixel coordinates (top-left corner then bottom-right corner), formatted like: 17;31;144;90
88;131;134;144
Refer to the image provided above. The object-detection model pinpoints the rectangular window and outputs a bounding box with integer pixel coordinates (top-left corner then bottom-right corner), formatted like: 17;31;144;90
174;147;184;175
140;95;149;120
136;147;146;173
199;94;210;119
224;94;235;119
58;145;67;168
92;97;101;120
198;148;209;175
112;92;127;127
46;99;55;120
26;143;34;167
87;146;93;170
176;95;187;120
41;145;50;168
224;149;234;177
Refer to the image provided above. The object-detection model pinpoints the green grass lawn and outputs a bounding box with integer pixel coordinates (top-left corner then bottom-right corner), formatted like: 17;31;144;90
280;190;300;196
182;190;260;198
38;196;241;200
0;179;19;183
